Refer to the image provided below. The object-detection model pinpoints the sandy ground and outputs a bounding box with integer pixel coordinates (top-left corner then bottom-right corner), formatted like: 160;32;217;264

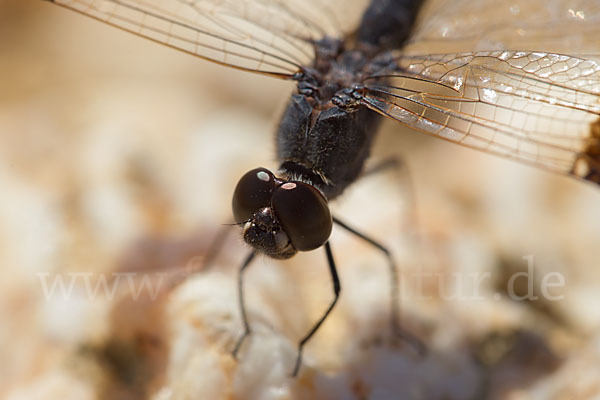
1;2;600;399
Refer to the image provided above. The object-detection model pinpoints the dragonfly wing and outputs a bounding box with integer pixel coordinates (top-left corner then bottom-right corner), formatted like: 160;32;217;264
45;0;370;78
406;0;600;55
361;50;600;184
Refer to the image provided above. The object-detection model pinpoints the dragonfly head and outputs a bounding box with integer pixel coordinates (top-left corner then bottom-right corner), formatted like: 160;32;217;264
232;167;332;259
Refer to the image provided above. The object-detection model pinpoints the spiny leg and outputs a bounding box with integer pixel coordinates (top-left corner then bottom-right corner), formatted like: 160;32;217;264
359;156;424;351
332;216;425;355
291;241;340;376
232;250;257;359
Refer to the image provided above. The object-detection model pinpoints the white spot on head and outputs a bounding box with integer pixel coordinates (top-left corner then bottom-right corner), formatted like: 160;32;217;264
281;182;296;190
257;171;270;182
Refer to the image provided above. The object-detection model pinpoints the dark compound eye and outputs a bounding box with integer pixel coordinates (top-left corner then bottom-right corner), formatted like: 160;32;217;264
232;168;277;223
271;181;332;251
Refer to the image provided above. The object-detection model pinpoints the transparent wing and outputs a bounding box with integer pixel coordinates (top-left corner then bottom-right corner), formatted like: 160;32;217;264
45;0;370;78
406;0;600;55
361;50;600;184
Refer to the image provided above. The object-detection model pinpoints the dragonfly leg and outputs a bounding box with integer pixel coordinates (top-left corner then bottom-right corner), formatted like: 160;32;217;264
291;241;340;376
232;251;257;359
332;216;426;355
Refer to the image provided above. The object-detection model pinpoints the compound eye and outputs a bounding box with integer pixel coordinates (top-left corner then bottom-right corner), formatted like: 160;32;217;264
271;181;332;251
232;168;277;223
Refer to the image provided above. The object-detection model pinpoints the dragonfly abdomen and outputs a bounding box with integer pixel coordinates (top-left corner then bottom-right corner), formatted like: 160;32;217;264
358;0;424;50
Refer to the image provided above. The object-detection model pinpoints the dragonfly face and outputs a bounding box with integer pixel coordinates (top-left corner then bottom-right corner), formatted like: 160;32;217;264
232;167;332;259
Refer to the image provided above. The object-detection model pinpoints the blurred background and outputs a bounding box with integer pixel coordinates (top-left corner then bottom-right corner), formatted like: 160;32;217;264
1;1;600;399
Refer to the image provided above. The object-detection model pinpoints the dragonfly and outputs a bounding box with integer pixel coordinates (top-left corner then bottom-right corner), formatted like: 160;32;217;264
43;0;600;376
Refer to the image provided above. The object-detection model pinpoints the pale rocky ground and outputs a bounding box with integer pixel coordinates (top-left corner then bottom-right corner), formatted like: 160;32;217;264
1;2;600;400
